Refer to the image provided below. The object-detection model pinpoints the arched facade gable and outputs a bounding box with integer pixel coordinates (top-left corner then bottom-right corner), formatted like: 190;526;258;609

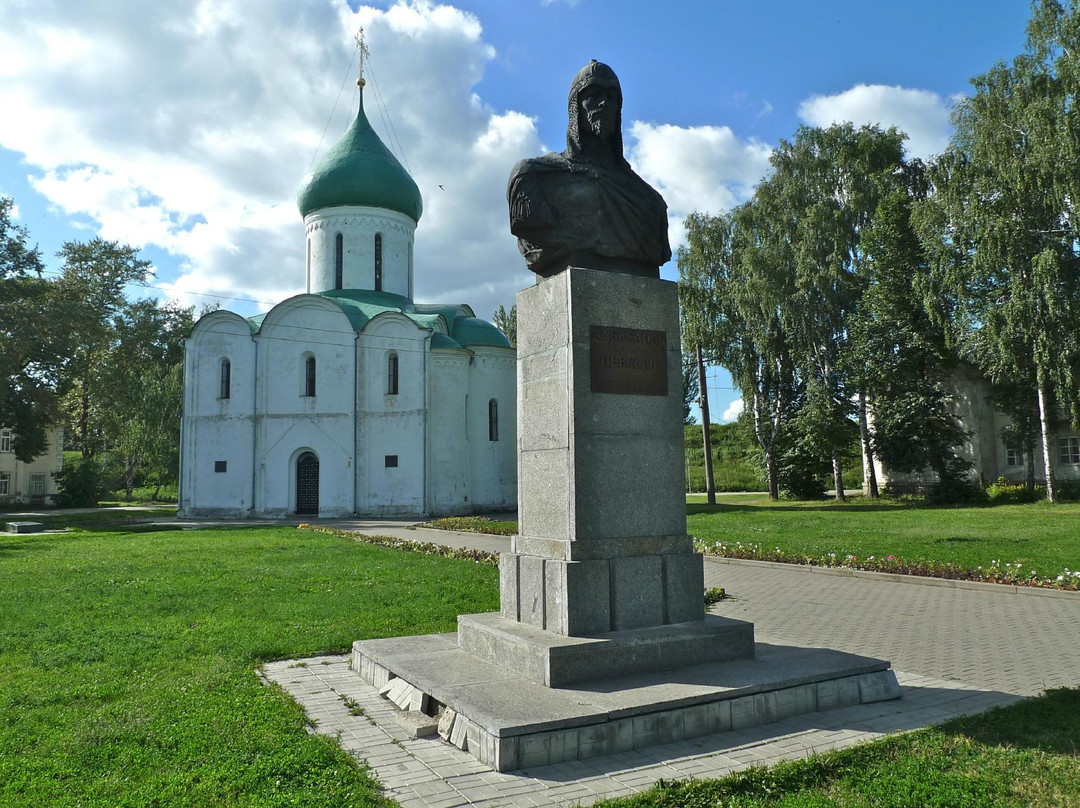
360;310;438;339
189;309;254;341
255;294;357;343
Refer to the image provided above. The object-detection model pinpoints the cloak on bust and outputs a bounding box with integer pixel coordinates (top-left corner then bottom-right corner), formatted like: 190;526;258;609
507;60;672;278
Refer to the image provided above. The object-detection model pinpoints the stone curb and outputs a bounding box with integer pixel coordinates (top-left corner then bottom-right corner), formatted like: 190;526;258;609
704;555;1080;600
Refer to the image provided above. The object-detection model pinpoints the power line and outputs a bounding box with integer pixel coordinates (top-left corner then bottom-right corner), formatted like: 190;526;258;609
365;57;412;175
308;37;359;172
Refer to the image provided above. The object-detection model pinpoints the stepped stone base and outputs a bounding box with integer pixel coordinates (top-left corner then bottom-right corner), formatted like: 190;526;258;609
351;634;902;772
458;611;755;687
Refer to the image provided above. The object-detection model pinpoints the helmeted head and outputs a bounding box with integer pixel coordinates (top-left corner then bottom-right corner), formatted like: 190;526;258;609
566;60;627;165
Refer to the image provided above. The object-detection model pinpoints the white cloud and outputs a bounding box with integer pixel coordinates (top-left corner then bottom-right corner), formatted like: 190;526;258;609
798;84;953;160
626;122;773;260
0;0;797;320
0;0;538;320
719;397;744;423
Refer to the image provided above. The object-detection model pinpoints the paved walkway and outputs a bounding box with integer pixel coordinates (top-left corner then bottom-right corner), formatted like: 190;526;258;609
258;522;1080;808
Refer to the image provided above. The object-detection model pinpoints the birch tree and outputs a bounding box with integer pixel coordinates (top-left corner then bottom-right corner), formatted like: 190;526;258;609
679;207;800;500
918;0;1080;501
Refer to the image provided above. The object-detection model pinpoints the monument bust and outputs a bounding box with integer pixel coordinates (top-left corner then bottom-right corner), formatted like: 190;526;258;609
507;60;672;278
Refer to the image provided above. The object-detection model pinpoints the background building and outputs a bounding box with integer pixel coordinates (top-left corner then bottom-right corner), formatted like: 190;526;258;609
179;83;516;518
0;425;63;506
871;366;1080;493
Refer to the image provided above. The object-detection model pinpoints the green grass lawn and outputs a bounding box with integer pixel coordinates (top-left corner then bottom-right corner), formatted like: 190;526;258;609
2;521;1079;805
687;495;1080;584
0;525;498;806
596;688;1080;808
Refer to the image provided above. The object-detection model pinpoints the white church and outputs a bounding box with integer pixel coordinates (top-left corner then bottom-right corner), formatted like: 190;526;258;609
178;71;516;519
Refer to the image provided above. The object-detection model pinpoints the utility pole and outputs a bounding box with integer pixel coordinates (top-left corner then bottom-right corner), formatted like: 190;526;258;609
697;343;715;506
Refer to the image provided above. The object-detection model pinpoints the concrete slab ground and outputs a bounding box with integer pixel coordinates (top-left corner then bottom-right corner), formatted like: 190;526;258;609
259;524;1080;806
261;656;1015;808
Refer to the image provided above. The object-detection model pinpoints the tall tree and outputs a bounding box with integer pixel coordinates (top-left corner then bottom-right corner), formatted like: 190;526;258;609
54;239;153;457
680;207;800;500
0;197;61;461
855;187;970;490
917;0;1080;501
492;304;517;347
104;300;193;498
681;353;699;426
760;123;908;500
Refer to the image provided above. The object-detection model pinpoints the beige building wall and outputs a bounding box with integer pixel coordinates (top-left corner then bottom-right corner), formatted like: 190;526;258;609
870;367;1080;493
0;425;64;505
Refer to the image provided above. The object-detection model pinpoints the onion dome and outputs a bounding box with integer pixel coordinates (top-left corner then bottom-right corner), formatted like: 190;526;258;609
297;89;423;222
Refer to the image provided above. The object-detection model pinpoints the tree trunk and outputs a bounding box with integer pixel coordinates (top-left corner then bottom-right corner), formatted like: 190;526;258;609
1036;367;1057;502
765;450;779;500
858;389;878;498
125;461;135;501
697;344;716;506
79;389;92;458
832;450;846;501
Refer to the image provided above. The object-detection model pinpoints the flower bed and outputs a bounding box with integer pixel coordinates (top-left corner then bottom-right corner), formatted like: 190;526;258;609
299;524;500;566
694;539;1080;591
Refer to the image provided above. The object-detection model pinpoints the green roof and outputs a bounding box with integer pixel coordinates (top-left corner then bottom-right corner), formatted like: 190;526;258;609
452;316;513;348
430;332;465;350
248;290;508;350
296;91;423;222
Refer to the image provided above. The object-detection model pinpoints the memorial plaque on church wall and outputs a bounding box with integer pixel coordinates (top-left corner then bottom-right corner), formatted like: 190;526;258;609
589;325;668;396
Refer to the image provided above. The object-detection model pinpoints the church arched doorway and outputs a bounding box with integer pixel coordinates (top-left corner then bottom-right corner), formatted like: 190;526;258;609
296;451;320;515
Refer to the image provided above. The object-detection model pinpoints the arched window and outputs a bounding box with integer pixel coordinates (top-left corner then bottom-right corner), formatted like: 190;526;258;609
304;355;316;397
407;242;413;298
334;233;343;290
219;359;231;400
374;233;383;291
488;399;499;442
387;352;399;395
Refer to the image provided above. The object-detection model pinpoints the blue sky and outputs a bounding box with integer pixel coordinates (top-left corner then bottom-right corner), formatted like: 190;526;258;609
0;0;1034;423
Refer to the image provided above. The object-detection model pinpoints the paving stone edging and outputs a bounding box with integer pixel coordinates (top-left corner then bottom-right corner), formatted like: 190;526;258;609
705;555;1080;599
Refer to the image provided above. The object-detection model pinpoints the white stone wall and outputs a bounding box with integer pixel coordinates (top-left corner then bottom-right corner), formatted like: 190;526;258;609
179;311;257;517
181;296;518;519
304;206;415;296
466;348;517;511
0;424;63;505
355;313;429;516
255;297;357;517
427;348;471;514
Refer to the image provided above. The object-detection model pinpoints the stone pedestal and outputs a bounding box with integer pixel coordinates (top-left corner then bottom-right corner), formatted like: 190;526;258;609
457;268;754;685
348;267;900;771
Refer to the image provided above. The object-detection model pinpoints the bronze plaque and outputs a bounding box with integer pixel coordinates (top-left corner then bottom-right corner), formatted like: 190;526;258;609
590;325;668;396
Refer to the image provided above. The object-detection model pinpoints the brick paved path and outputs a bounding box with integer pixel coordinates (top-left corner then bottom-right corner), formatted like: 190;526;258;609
705;559;1080;696
259;524;1080;808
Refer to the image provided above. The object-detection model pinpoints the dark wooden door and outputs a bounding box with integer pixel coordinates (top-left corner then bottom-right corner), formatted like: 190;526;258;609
296;452;319;515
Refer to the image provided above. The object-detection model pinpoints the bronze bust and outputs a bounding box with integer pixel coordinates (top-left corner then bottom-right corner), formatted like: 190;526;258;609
507;60;671;278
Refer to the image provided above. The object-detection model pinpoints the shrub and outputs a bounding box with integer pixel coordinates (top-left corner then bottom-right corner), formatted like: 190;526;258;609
928;477;988;505
53;458;105;507
987;477;1043;504
1055;479;1080;502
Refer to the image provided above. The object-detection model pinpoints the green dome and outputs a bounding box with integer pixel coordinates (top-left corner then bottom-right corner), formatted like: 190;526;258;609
297;91;423;222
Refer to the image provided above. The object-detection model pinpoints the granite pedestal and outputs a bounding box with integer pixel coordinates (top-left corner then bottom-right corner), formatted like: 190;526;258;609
349;268;899;770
